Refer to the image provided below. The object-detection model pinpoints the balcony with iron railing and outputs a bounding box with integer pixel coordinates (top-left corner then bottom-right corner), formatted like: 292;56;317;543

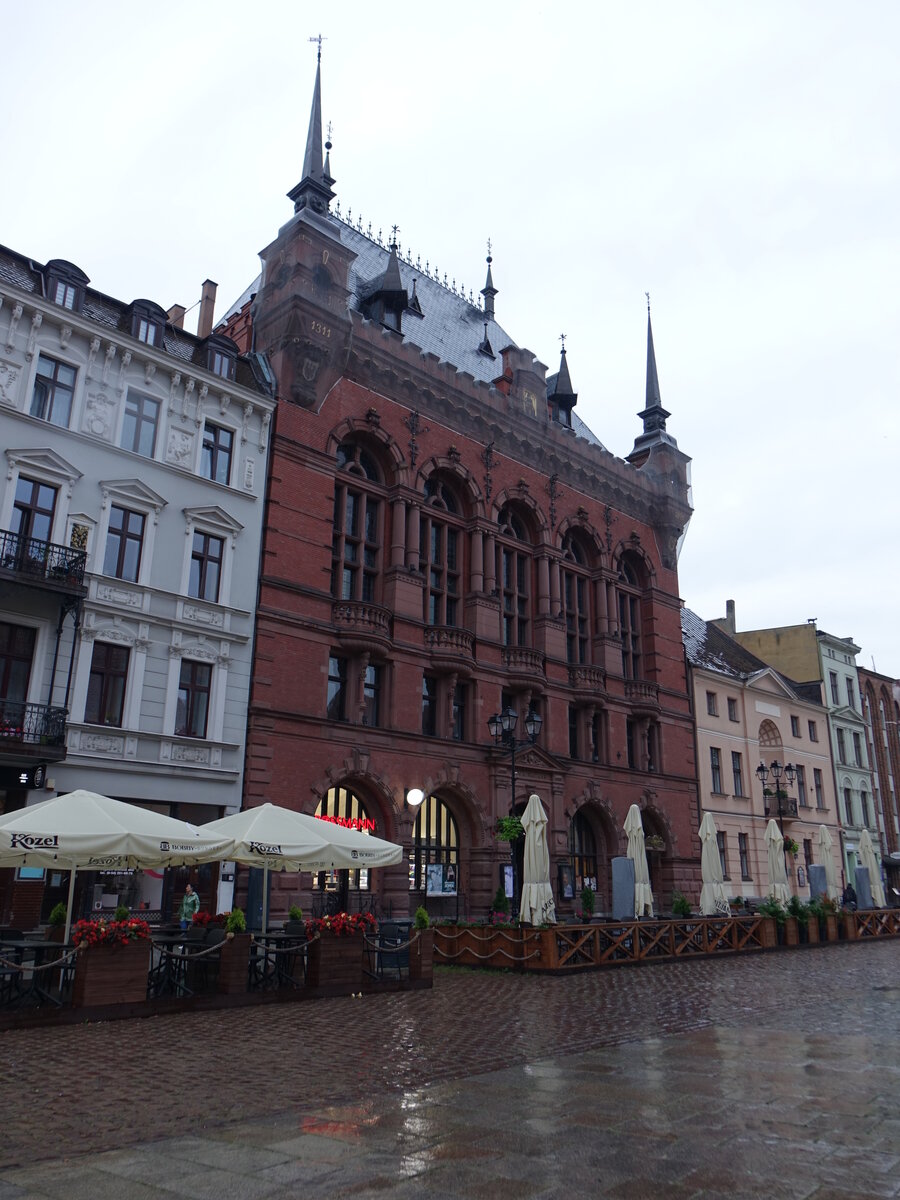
0;699;68;759
0;529;87;595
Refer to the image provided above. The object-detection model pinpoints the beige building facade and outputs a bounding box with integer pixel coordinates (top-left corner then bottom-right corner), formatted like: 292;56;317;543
683;609;842;901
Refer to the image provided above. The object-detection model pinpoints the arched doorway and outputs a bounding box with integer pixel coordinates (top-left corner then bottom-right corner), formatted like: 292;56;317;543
409;792;460;919
312;785;375;914
566;805;616;913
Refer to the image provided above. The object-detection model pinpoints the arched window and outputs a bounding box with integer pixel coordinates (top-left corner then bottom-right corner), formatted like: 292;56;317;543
409;794;459;892
420;476;463;626
331;441;383;602
616;551;646;679
569;812;597;891
313;786;373;892
561;530;591;665
497;506;532;647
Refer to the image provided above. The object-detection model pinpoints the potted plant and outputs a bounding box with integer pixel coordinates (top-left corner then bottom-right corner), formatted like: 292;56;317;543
496;815;524;842
783;837;800;859
71;917;152;1007
757;898;787;947
113;903;130;922
305;911;375;994
491;885;510;921
284;904;305;935
786;895;810;944
671;891;692;918
409;906;434;986
46;902;68;943
579;886;595;923
645;834;665;852
218;908;252;994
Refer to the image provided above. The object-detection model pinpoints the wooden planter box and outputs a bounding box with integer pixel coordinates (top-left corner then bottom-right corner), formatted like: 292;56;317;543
839;913;857;941
437;926;524;968
306;933;365;994
759;917;779;949
73;940;150;1008
824;914;839;942
408;929;434;985
784;917;799;946
217;932;252;994
805;920;819;945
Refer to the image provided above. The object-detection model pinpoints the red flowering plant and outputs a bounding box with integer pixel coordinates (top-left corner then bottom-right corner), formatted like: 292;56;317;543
71;917;152;948
192;910;225;927
304;911;377;939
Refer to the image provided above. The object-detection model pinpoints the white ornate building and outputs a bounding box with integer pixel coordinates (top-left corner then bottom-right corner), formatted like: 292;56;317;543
0;248;274;924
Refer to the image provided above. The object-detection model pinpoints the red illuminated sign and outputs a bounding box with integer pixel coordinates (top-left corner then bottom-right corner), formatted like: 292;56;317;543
317;815;375;832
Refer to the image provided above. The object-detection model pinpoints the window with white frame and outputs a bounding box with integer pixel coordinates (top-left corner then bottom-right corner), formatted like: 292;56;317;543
121;390;160;458
31;354;76;428
181;507;241;608
102;506;145;582
175;659;212;738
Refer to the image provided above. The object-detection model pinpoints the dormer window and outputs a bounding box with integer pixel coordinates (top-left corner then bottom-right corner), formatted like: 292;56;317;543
129;300;166;349
44;259;89;315
204;334;238;381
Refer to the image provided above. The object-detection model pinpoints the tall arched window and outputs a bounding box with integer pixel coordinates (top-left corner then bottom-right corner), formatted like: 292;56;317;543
616;552;646;679
331;441;383;602
420;476;463;626
569;811;597;891
497;506;532;647
409;794;459;892
561;530;591;664
313;785;373;893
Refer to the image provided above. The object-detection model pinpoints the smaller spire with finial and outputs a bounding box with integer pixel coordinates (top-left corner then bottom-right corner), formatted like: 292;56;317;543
481;238;497;320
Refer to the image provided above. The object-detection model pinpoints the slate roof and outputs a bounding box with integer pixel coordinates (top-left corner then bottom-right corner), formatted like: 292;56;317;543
681;607;824;705
219;216;607;451
0;244;272;397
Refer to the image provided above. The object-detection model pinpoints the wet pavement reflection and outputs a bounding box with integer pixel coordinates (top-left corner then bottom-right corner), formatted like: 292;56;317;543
1;941;899;1197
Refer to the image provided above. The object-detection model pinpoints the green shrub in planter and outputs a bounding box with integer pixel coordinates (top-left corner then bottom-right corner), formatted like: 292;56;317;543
48;902;68;928
492;886;510;916
114;904;130;922
671;891;692;917
288;905;304;923
225;908;246;934
580;886;595;918
413;906;430;930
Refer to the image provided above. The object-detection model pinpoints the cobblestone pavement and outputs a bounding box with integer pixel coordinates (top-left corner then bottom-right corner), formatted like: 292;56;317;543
1;941;899;1198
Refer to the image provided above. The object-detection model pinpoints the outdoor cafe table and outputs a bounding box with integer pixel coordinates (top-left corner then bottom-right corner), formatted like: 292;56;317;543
148;933;203;998
0;938;74;1008
250;932;308;991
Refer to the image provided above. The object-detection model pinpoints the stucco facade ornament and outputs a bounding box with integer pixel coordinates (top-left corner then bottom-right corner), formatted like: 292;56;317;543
5;304;23;353
144;360;156;387
258;411;270;452
78;733;125;755
102;344;116;384
0;360;19;406
241;402;253;443
168;371;182;411
82;391;115;439
183;604;224;627
243;457;255;489
59;325;72;349
166;426;194;468
182;377;195;419
87;337;101;378
25;311;42;360
117;350;132;395
96;583;143;608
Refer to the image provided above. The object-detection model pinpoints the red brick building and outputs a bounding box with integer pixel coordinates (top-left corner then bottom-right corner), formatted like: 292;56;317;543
222;60;699;922
858;667;900;893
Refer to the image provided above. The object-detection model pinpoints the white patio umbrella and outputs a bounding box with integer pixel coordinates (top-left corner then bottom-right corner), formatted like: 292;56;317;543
518;793;556;926
624;804;654;918
765;819;791;904
699;812;729;916
201;803;403;931
817;824;840;902
858;828;886;908
0;789;232;942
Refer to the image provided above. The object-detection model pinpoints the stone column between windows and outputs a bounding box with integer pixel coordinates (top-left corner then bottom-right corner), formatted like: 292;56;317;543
549;557;561;618
391;498;407;568
595;575;609;633
355;652;371;724
444;672;458;739
604;579;616;635
483;532;496;594
470;528;484;592
405;503;420;571
537;554;550;616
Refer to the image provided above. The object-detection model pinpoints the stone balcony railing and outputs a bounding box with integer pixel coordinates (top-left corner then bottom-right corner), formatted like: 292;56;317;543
624;678;660;707
568;665;607;695
501;646;546;679
331;601;392;648
424;625;475;664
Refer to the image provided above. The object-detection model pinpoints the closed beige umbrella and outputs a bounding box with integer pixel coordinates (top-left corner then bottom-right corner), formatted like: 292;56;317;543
625;804;654;918
765;819;791;904
858;828;886;908
699;812;729;916
817;824;840;902
518;794;556;926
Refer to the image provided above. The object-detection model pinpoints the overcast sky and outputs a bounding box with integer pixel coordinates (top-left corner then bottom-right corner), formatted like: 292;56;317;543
5;1;899;673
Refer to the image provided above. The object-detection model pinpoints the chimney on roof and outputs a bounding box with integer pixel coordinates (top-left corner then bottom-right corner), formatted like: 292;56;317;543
198;280;217;339
724;599;736;634
167;303;186;330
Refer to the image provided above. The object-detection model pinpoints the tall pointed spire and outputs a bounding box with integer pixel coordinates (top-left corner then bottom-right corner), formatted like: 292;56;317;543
628;295;676;462
288;42;336;216
547;333;577;426
480;240;497;320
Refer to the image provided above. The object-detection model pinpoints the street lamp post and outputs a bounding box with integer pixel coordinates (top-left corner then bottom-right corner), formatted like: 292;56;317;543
755;759;797;838
487;705;542;916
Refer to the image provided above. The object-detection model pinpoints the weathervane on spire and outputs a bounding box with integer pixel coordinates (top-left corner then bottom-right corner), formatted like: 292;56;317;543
309;33;326;62
486;237;492;261
391;224;400;247
645;291;651;314
560;333;566;352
